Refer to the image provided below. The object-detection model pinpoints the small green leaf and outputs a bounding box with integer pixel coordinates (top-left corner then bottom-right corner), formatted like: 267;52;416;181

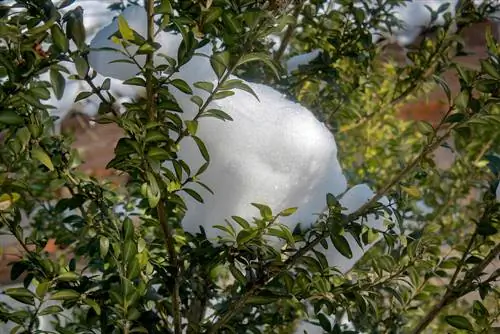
251;203;272;219
123;218;134;241
39;305;64;316
401;186;422;198
183;188;204;203
210;51;229;79
50;69;66;100
0;110;23;125
193;81;214;93
445;315;473;331
118;15;134;41
74;56;89;78
229;264;246;285
5;287;36;306
191;95;203;107
185;120;198;135
124;77;146;87
246;295;281;305
480;59;500;79
84;298;101;315
331;235;353;259
232;216;250;229
203;7;223;25
236;52;280;78
171;79;192;94
51;25;69;52
236;229;259;245
213;90;235;100
220;79;259;101
36;281;50;297
32;147;54;171
74;91;93;102
57;272;79;282
51;289;81;301
202;109;233;121
193;136;210;162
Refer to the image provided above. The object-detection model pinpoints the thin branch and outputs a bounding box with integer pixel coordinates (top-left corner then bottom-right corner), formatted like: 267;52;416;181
273;2;303;63
158;201;182;334
145;0;156;120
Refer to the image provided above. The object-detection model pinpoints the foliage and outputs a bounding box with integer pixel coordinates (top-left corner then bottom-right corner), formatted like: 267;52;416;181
0;0;499;333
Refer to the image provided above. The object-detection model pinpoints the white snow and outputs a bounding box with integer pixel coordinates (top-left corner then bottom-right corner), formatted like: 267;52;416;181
286;49;322;74
88;5;349;240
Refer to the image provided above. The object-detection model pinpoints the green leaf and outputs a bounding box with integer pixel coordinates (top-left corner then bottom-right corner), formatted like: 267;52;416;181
203;7;223;25
183;188;204;203
124;77;146;87
50;69;66;100
51;25;69;52
123;218;134;241
118;15;134;41
123;240;137;263
32;147;54;171
74;91;93;102
4;288;36;306
193;81;214;93
202;108;233;121
213;90;235;100
445;315;473;331
236;52;280;78
331;235;353;259
36;281;50;297
455;90;470;111
39;305;63;316
137;42;160;54
480;59;500;79
326;193;339;208
401;185;422;198
84;298;101;315
210;52;229;79
251;203;272;219
220;79;259;101
57;272;79;282
229;264;246;285
0;110;24;125
193;136;210;162
171;79;192;94
247;295;281;305
185;120;198;135
51;289;81;301
74;56;89;78
236;229;259;245
99;236;109;258
232;216;250;229
191;95;203;107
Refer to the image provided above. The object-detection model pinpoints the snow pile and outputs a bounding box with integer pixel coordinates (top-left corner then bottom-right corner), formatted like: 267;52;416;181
89;6;349;240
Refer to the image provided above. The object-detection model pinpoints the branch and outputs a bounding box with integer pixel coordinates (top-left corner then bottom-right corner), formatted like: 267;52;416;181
157;201;182;334
145;0;156;120
273;2;303;63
